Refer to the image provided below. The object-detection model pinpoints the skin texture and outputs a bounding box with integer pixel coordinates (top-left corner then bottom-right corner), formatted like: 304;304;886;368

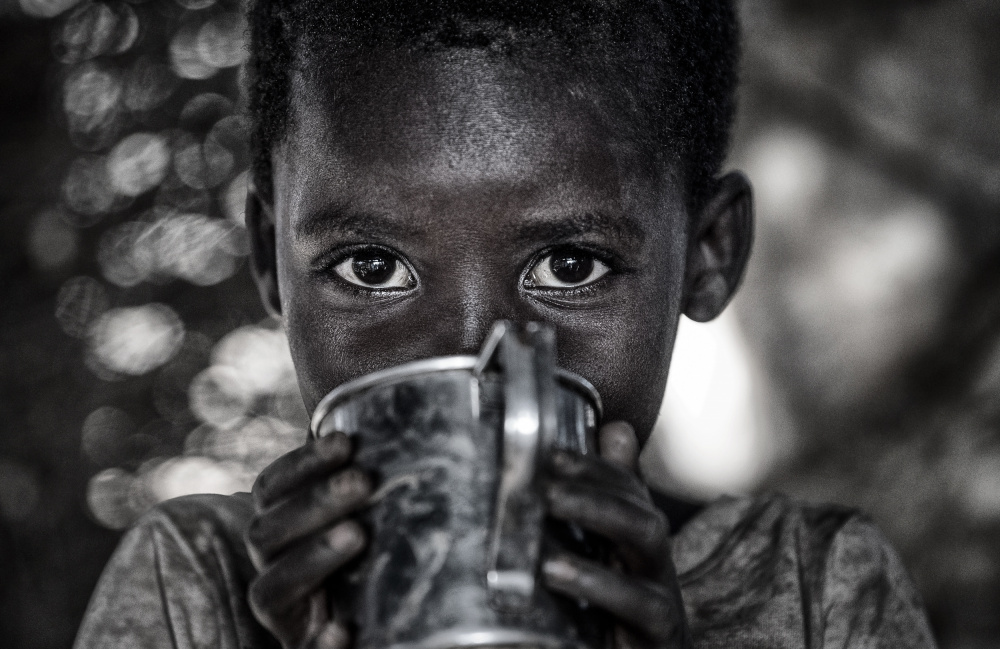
244;49;753;649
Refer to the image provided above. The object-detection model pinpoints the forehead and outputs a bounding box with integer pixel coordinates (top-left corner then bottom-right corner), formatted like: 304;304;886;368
273;49;677;218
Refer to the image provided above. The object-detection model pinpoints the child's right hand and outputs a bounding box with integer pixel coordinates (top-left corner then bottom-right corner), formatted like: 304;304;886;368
245;431;371;649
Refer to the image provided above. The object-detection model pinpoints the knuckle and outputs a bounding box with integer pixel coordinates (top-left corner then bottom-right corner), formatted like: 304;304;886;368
317;468;371;506
326;519;366;554
337;467;372;498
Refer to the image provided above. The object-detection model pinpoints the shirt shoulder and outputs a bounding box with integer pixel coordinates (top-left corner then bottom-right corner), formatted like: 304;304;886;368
74;492;273;649
672;494;937;649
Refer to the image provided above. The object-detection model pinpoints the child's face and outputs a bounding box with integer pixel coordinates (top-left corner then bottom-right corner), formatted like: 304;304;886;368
252;50;749;441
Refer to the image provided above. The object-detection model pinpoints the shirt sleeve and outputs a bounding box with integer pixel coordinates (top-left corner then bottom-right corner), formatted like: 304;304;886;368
74;493;272;649
821;514;937;649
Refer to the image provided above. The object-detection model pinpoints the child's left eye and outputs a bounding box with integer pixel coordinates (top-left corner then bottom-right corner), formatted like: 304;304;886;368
526;247;610;289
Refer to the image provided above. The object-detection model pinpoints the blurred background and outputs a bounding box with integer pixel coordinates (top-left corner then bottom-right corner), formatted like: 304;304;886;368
0;0;997;646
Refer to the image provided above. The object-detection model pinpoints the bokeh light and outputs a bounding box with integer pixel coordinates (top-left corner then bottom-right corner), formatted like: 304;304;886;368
85;468;136;530
179;92;233;130
62;154;118;217
212;326;297;395
98;213;245;287
123;57;180;113
189;364;255;428
56;2;139;64
87;303;185;376
107;132;171;197
18;0;82;18
746;128;828;224
55;276;110;338
97;221;149;287
963;454;1000;522
169;23;218;80
200;416;302;474
146;456;250;502
173;131;235;190
144;213;243;285
188;326;298;428
196;13;248;69
62;61;123;148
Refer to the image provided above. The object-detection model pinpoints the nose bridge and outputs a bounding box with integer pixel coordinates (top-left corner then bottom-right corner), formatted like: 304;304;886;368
427;260;512;356
455;273;501;354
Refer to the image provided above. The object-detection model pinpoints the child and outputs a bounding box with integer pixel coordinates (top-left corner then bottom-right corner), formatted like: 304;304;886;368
75;1;937;648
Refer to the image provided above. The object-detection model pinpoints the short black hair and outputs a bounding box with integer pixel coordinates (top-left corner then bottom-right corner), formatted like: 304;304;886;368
247;0;739;215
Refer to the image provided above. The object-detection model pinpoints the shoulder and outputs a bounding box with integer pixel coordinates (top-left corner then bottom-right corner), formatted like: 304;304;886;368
136;492;255;550
673;494;936;649
75;493;266;649
672;493;858;579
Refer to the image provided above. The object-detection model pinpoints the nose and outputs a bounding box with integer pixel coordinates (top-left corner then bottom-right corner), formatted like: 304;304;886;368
421;272;514;357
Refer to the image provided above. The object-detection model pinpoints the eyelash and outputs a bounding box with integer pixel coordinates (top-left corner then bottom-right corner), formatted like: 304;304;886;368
317;244;417;295
521;245;619;293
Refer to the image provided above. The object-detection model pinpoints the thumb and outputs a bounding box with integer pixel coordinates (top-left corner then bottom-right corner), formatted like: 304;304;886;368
598;421;639;472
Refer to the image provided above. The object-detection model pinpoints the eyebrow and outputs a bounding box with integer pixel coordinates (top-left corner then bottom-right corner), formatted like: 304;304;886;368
294;204;645;246
294;204;425;240
514;211;646;246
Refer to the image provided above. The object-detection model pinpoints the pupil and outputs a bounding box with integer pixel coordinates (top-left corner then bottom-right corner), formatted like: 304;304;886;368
352;252;396;285
550;251;593;284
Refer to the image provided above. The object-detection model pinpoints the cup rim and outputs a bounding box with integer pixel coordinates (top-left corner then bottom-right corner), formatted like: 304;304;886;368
309;355;602;437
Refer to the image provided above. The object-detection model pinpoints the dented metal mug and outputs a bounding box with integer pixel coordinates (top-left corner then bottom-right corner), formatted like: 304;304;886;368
310;321;608;649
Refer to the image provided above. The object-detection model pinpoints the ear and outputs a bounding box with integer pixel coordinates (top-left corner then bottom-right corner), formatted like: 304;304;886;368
683;171;754;322
245;186;283;318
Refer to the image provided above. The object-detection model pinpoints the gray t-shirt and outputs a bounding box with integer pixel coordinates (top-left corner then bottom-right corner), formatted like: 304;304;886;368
74;492;937;649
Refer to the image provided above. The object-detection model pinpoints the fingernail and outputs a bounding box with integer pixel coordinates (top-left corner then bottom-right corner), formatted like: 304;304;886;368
543;557;578;584
327;522;363;553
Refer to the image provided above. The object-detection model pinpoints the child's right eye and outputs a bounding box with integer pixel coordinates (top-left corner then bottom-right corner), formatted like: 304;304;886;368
333;249;416;289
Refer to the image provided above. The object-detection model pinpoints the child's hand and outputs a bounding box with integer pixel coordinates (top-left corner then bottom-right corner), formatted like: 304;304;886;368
543;422;691;649
245;431;371;649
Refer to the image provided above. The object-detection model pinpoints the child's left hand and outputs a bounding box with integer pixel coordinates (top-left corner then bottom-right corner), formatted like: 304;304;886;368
542;421;691;649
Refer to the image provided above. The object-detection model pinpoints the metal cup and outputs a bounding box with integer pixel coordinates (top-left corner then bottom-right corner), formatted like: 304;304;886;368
310;321;608;649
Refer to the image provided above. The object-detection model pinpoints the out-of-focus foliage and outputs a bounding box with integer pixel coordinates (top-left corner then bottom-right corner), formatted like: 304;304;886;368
732;0;1000;644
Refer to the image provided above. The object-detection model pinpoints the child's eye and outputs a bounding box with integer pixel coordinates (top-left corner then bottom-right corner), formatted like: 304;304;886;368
333;249;415;289
526;247;610;289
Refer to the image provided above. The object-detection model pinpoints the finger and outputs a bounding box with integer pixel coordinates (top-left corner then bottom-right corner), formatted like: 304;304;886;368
599;421;639;472
253;432;353;509
305;621;351;649
543;553;683;643
545;481;668;568
547;449;645;498
248;520;366;626
247;467;372;565
302;592;351;649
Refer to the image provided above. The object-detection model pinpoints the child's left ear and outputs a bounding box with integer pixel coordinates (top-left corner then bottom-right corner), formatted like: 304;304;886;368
683;171;754;322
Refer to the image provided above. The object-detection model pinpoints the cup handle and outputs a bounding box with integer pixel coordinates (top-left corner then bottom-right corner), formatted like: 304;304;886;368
480;321;557;610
